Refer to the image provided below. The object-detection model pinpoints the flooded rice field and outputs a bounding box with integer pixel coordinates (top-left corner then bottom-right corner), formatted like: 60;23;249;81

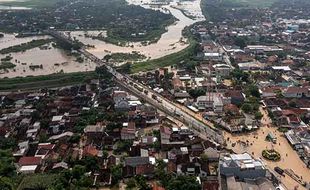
0;0;205;78
0;34;96;78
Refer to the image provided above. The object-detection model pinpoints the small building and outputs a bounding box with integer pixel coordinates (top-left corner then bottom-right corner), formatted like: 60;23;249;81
113;91;129;110
204;52;223;61
283;87;310;98
17;156;42;174
121;122;136;140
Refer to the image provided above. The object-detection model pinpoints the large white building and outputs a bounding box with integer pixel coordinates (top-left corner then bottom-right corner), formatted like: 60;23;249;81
220;153;266;180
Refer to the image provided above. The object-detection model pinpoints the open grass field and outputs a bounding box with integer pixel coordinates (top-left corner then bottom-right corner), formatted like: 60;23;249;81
0;71;96;91
131;39;198;73
130;31;198;73
17;174;58;190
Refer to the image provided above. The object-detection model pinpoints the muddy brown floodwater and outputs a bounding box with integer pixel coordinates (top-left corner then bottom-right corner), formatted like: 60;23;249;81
225;107;310;190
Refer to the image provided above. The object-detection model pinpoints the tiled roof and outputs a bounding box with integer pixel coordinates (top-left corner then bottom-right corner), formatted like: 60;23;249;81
18;156;42;166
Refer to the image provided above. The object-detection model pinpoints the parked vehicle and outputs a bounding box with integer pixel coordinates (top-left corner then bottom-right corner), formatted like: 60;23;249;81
274;167;285;177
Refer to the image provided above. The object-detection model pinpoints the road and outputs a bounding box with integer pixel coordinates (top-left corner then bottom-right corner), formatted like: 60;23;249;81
46;30;224;145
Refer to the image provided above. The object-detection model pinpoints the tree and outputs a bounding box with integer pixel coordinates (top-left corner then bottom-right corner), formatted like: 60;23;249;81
95;66;113;79
134;175;151;190
234;37;247;49
0;137;16;150
71;165;86;180
78;156;99;171
102;150;108;159
0;177;14;190
188;89;206;99
0;150;15;177
200;153;208;162
40;119;50;129
255;112;263;120
288;99;297;108
106;122;123;132
111;164;123;185
241;103;252;113
68;134;81;144
154;159;172;188
77;175;92;187
119;62;131;74
166;175;201;190
231;69;249;83
126;178;136;189
246;85;260;98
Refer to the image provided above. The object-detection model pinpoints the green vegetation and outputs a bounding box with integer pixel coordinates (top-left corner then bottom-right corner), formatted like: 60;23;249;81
18;165;93;189
0;71;97;91
246;84;260;98
154;159;201;190
255;112;263;120
0;149;19;190
0;64;114;91
105;52;147;62
17;174;59;190
106;17;175;45
201;0;276;22
131;28;199;73
189;89;206;99
231;69;250;84
0;39;53;54
1;0;175;43
262;149;281;161
111;164;123;185
277;127;289;133
0;61;16;70
87;16;174;46
224;0;277;8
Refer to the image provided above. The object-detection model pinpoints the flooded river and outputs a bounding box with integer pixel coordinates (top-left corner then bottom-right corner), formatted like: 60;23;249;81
68;0;205;60
0;0;205;78
0;0;31;9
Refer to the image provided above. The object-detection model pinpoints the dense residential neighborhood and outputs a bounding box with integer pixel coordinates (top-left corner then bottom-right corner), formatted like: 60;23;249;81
0;0;309;189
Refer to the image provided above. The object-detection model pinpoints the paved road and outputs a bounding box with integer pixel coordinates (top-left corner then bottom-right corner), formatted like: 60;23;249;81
49;30;224;145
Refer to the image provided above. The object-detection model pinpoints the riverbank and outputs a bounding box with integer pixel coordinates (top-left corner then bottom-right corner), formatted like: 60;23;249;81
0;71;96;91
0;39;53;54
130;28;198;73
71;4;199;61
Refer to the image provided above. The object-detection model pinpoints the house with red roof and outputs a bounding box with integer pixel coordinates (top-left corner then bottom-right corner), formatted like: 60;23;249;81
283;86;310;98
17;156;42;174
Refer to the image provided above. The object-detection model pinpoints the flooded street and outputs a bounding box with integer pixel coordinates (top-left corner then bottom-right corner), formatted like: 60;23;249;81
225;107;310;190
